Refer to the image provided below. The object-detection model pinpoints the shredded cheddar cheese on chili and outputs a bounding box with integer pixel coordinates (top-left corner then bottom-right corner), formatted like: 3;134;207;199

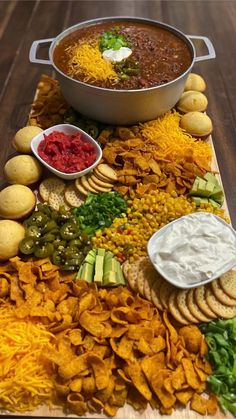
141;111;212;169
66;43;118;83
0;303;55;412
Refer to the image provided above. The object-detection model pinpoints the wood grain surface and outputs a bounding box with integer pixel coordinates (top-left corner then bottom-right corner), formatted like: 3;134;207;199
0;2;236;417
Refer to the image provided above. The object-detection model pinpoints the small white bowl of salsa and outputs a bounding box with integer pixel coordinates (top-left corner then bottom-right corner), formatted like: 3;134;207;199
31;124;102;180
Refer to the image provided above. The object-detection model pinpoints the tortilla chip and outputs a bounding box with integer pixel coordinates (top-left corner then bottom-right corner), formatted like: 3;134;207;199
67;393;87;416
87;354;109;390
175;389;194;405
126;361;152;401
182;358;202;390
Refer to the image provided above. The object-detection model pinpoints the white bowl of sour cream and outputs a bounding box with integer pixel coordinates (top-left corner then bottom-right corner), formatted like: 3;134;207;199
147;212;236;289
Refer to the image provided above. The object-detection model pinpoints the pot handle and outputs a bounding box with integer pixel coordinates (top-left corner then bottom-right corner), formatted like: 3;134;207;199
187;35;216;62
29;38;54;65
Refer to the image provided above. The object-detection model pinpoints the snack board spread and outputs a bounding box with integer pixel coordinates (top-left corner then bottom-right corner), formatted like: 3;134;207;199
0;74;235;419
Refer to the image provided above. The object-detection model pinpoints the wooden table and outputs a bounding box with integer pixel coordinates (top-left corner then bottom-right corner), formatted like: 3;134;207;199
0;0;236;225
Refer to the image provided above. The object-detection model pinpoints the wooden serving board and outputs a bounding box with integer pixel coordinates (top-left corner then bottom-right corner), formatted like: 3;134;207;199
1;85;233;418
0;141;234;419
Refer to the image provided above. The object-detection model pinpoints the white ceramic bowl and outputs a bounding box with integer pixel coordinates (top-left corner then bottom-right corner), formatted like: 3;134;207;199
31;124;102;180
147;212;236;289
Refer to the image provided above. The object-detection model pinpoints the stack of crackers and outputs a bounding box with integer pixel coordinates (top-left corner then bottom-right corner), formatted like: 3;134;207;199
39;164;117;211
123;257;236;324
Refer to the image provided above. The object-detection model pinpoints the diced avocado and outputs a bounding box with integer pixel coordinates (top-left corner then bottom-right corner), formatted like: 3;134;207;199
81;262;94;283
209;198;221;208
197;178;208;196
199;198;209;205
205;180;216;197
104;257;117;274
94;255;104;285
192;196;202;206
97;248;106;257
211;185;224;204
203;172;219;186
106;250;114;259
84;249;97;264
103;270;117;286
75;264;84;280
115;259;125;285
189;177;199;195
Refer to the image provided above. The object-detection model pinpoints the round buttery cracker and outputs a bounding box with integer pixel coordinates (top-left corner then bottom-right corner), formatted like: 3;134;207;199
194;286;217;319
122;260;131;280
211;279;236;306
93;168;113;183
91;174;113;188
65;183;85;207
219;270;236;299
168;292;189;325
95;164;117;181
206;287;236;319
75;178;88;196
81;176;98;193
48;191;70;211
159;281;176;309
87;176;112;193
126;257;146;293
151;276;164;310
187;289;212;323
39;177;65;202
176;289;199;324
136;257;152;297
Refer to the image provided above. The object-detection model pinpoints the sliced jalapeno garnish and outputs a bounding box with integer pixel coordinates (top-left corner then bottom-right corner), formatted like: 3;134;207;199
42;220;58;234
25;225;41;239
19;238;36;255
60;221;79;240
53;250;64;266
34;243;54;258
26;212;48;227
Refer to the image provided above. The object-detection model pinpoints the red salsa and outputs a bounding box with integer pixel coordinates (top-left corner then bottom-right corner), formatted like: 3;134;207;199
38;131;97;173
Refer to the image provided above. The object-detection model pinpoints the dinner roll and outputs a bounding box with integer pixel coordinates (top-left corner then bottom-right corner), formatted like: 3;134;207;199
180;111;213;138
13;126;43;153
4;155;42;185
176;91;208;113
0;184;36;219
0;220;25;261
184;73;206;92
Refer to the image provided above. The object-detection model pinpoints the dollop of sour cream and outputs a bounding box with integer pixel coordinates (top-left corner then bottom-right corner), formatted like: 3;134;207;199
150;212;236;285
102;47;132;63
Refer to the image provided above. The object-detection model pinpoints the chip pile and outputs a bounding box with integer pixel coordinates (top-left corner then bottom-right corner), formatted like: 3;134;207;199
0;257;217;416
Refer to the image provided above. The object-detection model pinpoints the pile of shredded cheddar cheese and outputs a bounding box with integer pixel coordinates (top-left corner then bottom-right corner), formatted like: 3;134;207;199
141;111;212;167
66;43;118;83
0;304;55;412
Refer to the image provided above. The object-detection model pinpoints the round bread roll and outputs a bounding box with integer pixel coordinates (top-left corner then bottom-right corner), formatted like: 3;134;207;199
180;111;213;138
0;184;36;219
184;73;206;92
176;91;208;113
0;220;25;261
4;155;42;185
13;126;43;153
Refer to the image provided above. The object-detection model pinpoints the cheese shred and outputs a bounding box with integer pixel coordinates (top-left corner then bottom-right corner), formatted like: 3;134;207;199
0;303;55;412
66;43;118;83
141;111;212;167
